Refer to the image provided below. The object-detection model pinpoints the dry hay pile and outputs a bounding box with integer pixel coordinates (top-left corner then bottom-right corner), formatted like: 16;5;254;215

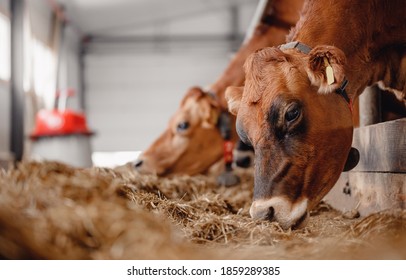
0;161;405;259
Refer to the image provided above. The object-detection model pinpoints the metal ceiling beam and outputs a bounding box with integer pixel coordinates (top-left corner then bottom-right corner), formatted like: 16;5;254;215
58;0;256;36
85;34;244;44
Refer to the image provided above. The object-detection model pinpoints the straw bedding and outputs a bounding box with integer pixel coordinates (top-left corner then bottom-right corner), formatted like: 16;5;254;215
0;161;405;259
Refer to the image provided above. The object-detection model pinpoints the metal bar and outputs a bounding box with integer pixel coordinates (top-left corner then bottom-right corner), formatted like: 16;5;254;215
79;40;87;111
242;0;271;44
10;0;25;162
51;6;66;110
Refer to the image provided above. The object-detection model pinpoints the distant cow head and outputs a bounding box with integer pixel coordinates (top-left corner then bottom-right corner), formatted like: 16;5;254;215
226;45;359;229
135;87;226;176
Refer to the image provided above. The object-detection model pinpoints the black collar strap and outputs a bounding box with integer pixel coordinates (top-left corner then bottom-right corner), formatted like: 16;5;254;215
279;41;351;106
336;79;350;103
218;111;233;141
203;90;235;169
204;90;233;140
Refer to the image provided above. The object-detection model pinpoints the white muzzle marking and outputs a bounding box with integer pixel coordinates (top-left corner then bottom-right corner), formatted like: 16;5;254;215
250;197;309;229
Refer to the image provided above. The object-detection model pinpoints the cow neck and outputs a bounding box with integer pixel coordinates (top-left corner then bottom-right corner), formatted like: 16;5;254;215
280;41;353;113
260;0;302;31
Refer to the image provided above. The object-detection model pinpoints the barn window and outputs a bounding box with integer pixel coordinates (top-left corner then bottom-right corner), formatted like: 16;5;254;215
23;11;57;109
0;12;10;82
28;38;56;108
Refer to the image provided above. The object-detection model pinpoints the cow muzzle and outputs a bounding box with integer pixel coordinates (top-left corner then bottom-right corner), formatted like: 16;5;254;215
249;197;309;230
133;155;166;175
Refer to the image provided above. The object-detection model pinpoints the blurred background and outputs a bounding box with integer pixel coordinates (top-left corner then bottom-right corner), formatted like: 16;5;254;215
0;0;258;168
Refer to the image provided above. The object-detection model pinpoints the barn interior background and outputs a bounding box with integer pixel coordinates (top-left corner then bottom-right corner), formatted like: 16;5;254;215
0;0;405;260
0;0;258;167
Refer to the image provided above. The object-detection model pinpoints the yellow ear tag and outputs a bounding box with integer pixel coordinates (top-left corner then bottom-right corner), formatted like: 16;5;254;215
323;57;335;85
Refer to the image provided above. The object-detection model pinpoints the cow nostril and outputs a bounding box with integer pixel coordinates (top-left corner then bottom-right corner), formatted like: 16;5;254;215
266;206;275;221
292;212;308;230
134;159;143;168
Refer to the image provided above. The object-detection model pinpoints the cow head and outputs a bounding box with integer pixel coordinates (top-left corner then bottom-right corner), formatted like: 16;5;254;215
226;45;359;229
135;87;225;176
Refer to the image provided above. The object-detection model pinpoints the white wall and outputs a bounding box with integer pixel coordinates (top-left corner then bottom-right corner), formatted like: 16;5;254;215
85;3;256;153
86;46;231;152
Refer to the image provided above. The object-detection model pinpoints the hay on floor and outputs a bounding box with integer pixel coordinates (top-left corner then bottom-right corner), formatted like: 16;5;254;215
0;161;405;259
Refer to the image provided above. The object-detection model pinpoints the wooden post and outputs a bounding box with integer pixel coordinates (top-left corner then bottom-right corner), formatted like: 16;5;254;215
324;119;406;215
359;85;382;126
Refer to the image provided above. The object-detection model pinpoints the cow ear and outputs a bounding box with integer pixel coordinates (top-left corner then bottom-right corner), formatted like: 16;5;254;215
306;45;346;94
181;86;204;106
200;96;220;129
201;104;220;129
225;86;243;115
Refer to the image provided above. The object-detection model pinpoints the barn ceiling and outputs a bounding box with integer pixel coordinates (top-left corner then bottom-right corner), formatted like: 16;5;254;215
56;0;257;37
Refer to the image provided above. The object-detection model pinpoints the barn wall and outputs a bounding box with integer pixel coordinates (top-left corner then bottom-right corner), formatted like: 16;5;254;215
0;0;84;163
85;3;257;154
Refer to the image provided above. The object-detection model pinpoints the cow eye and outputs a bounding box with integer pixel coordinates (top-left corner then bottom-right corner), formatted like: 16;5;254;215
177;121;190;132
285;106;300;122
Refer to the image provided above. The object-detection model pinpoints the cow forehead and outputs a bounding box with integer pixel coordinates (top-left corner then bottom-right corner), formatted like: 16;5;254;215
182;97;201;114
243;58;309;106
172;96;206;125
237;61;311;144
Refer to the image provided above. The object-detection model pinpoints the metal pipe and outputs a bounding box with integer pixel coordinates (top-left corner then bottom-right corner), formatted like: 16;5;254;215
10;0;25;162
243;0;272;44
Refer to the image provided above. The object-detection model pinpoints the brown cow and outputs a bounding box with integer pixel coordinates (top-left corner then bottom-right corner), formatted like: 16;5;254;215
135;0;304;176
226;0;406;229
